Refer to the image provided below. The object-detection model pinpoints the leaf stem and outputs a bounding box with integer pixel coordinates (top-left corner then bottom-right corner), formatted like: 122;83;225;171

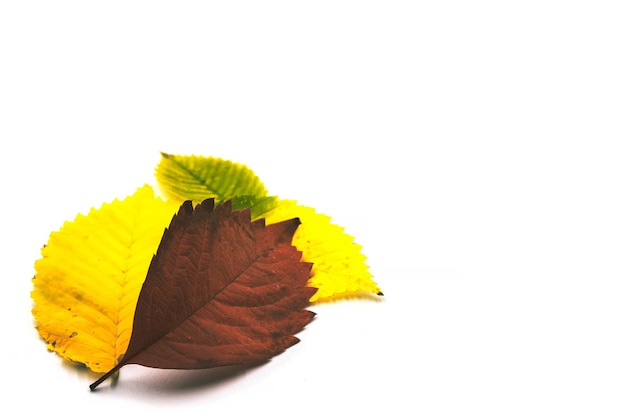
89;363;123;391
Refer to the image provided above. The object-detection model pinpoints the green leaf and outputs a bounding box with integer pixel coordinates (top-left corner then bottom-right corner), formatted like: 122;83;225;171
156;153;272;215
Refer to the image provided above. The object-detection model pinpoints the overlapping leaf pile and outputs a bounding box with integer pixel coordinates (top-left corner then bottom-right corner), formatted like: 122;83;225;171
31;153;382;390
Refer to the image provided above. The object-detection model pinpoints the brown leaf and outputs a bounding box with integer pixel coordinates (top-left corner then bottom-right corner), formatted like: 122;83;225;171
90;199;316;390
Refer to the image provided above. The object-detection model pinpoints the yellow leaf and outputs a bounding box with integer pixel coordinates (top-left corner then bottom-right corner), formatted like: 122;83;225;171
31;185;179;372
262;200;381;302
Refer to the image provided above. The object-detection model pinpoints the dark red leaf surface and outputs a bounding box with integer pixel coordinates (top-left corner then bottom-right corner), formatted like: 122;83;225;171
90;199;315;390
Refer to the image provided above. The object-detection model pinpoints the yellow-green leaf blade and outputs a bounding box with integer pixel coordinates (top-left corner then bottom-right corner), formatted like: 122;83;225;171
31;185;179;372
156;153;269;205
262;200;381;302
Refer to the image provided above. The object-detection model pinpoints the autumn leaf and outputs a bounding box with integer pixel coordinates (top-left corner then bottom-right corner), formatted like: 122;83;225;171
90;199;315;390
31;185;179;372
155;153;382;301
263;200;381;301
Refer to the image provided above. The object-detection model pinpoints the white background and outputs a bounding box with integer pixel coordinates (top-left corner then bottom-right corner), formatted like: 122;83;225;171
1;1;625;415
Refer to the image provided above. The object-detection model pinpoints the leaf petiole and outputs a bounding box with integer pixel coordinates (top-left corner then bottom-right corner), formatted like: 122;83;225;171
89;364;122;391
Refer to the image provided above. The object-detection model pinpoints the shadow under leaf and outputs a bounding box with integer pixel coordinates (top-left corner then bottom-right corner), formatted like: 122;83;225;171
313;290;385;304
93;361;269;395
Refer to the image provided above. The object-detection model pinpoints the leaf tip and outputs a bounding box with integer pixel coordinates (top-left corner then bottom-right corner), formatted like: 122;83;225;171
199;198;217;212
305;286;318;301
178;199;194;215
